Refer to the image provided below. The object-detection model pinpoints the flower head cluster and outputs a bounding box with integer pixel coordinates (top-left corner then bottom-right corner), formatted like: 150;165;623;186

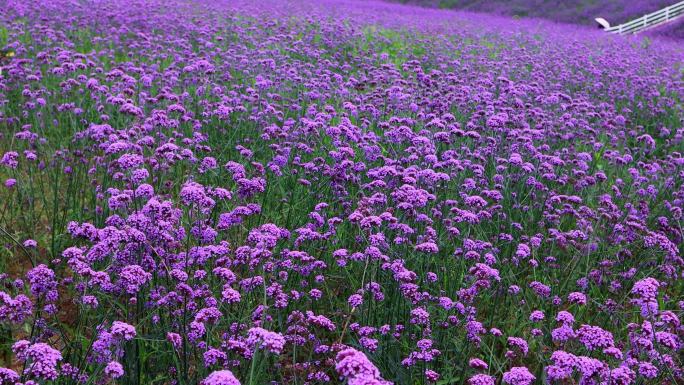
12;341;62;380
336;348;392;385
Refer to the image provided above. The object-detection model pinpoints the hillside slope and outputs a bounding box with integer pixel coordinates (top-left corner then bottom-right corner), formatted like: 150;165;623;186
393;0;684;37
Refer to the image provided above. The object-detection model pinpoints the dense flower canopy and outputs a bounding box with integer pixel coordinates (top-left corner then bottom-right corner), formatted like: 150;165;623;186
0;0;682;384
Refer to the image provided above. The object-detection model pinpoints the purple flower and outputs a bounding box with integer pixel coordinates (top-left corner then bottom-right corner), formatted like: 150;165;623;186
507;337;529;356
104;361;124;378
336;348;380;378
637;362;658;379
348;294;364;308
0;299;24;323
203;348;227;367
167;332;182;349
577;325;614;351
502;367;535;385
410;307;430;325
555;311;575;324
529;310;544;322
26;264;57;299
119;265;151;294
12;341;62;380
194;307;222;324
546;350;577;381
202;370;241;385
574;356;608;379
551;324;576;343
304;311;336;331
567;292;587;305
247;327;286;355
0;368;20;384
610;366;636;385
117;153;144;169
515;243;531;259
529;281;551;298
22;239;37;248
631;277;660;316
468;374;495;385
468;358;488;370
1;152;19;168
415;241;439;253
111;321;137;341
424;369;439;382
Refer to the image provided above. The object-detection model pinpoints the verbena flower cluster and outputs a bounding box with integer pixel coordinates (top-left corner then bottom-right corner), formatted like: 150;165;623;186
0;0;682;384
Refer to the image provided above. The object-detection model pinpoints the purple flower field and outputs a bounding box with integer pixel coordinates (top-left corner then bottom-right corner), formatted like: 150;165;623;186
395;0;684;39
400;0;674;23
0;0;683;384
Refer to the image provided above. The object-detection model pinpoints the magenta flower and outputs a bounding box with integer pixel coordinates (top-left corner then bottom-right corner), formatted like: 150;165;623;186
202;370;241;385
503;367;535;385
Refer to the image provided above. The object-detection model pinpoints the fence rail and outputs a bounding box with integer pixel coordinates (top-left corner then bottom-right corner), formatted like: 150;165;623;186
599;1;684;34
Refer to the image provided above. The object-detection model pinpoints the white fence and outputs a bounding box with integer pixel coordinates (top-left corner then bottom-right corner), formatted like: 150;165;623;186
598;1;684;34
